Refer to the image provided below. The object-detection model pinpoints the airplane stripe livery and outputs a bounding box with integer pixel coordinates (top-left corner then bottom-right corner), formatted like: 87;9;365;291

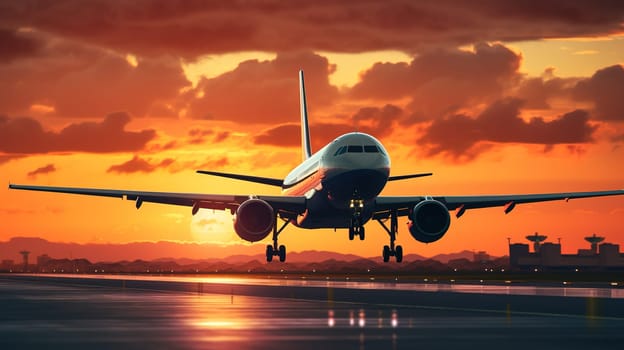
9;70;624;263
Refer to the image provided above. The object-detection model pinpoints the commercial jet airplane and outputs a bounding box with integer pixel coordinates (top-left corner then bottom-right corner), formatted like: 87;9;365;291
9;71;624;262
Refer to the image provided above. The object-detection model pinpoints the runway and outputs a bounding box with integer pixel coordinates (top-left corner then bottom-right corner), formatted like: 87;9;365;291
1;274;623;349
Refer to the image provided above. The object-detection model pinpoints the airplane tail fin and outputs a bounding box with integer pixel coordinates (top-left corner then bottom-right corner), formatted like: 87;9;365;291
299;70;312;161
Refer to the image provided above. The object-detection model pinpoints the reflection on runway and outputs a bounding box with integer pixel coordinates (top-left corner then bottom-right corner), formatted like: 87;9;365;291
20;273;624;299
1;275;624;349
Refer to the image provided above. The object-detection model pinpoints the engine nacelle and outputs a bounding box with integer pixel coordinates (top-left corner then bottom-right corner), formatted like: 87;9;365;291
408;200;451;243
233;199;274;242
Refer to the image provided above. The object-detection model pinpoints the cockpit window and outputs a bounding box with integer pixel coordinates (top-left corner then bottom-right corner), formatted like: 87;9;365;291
335;145;385;156
334;146;347;156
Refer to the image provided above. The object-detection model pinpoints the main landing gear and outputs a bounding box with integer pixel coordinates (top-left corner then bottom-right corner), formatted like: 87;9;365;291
376;210;403;263
266;217;290;262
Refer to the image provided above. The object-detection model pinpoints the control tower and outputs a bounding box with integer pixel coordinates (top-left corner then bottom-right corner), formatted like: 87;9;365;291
584;234;605;255
19;250;30;272
526;232;547;253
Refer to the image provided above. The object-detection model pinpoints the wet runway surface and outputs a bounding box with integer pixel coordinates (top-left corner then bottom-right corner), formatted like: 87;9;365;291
1;275;624;349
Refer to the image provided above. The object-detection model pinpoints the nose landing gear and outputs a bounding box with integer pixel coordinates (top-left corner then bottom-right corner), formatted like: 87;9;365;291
376;209;403;263
348;198;366;240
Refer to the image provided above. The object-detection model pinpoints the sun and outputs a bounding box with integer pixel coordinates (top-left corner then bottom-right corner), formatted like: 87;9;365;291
190;210;238;244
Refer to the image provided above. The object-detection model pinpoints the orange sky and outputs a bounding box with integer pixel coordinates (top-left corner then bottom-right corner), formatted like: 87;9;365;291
1;1;624;259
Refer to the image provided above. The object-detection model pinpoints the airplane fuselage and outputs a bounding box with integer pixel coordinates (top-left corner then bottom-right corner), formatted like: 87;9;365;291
282;132;390;229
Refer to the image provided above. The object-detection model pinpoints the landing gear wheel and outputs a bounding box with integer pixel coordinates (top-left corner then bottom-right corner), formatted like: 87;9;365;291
395;245;403;263
383;245;390;263
348;227;355;241
376;210;406;263
359;226;365;240
266;216;291;263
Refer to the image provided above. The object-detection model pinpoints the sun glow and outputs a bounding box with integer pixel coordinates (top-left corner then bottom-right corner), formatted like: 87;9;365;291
190;210;237;244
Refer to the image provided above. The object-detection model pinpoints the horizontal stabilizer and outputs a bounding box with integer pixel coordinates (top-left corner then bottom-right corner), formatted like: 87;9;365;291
196;170;283;187
388;173;433;181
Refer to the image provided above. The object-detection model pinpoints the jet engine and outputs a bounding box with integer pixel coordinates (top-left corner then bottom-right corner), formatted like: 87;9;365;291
407;200;451;243
233;199;274;242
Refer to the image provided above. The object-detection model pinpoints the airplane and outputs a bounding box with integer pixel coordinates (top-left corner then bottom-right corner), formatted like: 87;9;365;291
8;70;624;263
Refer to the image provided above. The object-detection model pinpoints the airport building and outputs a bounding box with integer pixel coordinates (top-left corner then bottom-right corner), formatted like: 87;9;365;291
1;259;14;272
509;233;624;270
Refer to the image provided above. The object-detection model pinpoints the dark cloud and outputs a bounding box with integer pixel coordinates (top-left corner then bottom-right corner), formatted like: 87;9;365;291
187;128;230;145
2;1;623;57
573;65;624;121
146;140;178;153
0;154;23;165
515;69;577;109
49;55;188;118
107;155;174;174
187;52;338;123
254;124;299;148
0;30;189;118
27;163;56;178
351;43;521;120
171;156;229;173
255;104;402;150
419;98;597;160
0;112;156;154
213;131;230;143
0;28;42;62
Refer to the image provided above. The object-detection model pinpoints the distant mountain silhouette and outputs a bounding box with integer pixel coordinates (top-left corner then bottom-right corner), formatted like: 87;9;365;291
0;237;262;262
430;250;476;264
0;237;494;266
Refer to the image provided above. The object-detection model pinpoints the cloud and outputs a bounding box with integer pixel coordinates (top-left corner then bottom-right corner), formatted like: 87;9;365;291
27;164;56;178
419;98;597;160
187;128;231;145
170;156;229;173
187;52;338;123
612;134;624;143
107;155;174;174
255;104;403;150
2;1;623;57
573;65;624;121
0;154;23;165
0;30;189;118
0;112;156;154
351;43;521;120
514;69;577;109
0;28;42;63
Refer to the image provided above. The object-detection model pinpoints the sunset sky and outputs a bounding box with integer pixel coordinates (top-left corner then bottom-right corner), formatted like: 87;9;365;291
2;1;624;259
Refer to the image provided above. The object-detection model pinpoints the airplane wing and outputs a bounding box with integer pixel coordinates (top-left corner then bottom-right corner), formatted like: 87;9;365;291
8;184;306;218
373;189;624;219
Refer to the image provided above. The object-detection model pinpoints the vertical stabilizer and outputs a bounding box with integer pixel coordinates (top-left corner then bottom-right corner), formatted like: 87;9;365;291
299;70;312;160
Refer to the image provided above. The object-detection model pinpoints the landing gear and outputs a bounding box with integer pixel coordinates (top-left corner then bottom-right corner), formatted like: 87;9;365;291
376;209;403;263
349;197;365;241
348;223;365;241
266;216;290;262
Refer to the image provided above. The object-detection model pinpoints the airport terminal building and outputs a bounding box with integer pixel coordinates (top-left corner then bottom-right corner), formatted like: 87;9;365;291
509;233;624;271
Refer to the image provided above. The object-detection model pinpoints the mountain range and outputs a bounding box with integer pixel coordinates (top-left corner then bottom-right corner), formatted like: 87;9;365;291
0;236;484;264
